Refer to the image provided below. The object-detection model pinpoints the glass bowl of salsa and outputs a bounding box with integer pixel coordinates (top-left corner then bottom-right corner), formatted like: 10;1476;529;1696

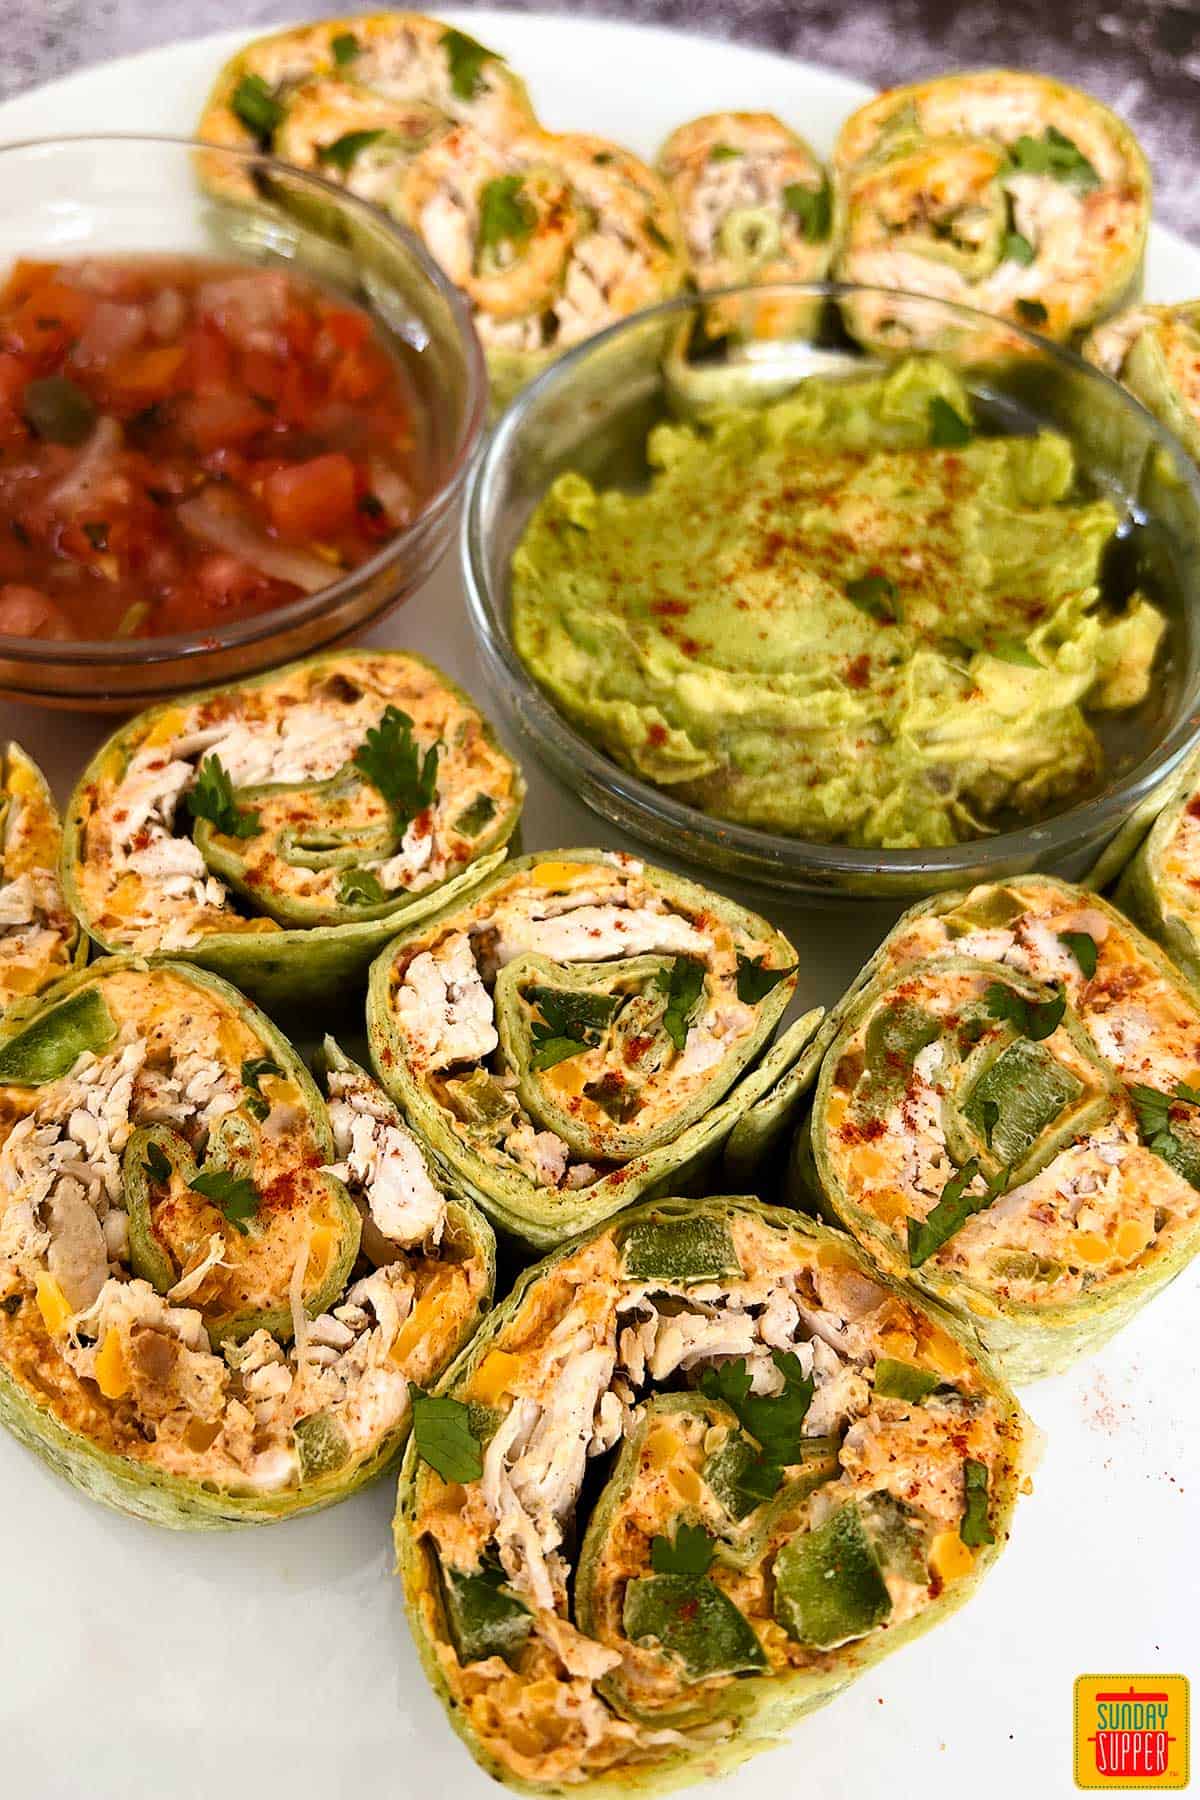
0;135;486;707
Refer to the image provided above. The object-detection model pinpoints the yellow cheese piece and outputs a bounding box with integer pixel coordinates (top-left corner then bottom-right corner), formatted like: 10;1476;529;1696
929;1529;976;1583
668;1464;702;1504
645;1424;681;1471
307;1224;336;1280
1115;1217;1153;1262
530;861;593;887
1071;1231;1111;1266
94;1330;131;1400
34;1272;72;1335
143;708;187;750
470;1347;523;1403
545;1059;587;1098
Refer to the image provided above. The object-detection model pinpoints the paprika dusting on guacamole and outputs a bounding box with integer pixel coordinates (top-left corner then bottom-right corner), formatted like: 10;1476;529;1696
511;358;1164;848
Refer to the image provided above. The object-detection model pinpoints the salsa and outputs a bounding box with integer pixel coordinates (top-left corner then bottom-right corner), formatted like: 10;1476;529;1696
0;255;427;641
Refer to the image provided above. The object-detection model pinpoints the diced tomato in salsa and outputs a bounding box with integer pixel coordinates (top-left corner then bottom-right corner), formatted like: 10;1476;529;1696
0;255;426;640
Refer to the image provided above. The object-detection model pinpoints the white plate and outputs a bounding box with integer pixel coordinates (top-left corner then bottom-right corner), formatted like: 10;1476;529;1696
0;17;1196;1799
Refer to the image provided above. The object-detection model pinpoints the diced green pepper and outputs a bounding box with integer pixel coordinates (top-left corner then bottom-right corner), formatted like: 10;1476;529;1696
873;1357;941;1402
620;1213;743;1284
0;987;117;1086
772;1503;893;1649
703;1429;780;1519
623;1574;767;1678
962;1037;1082;1166
943;886;1026;935
864;1000;941;1075
293;1411;351;1480
959;1458;995;1547
441;1561;532;1665
859;1492;931;1585
454;793;498;837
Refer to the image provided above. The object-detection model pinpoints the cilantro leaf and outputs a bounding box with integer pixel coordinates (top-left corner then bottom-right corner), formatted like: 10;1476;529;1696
1130;1081;1200;1183
1130;1082;1172;1147
338;867;387;908
782;178;832;242
330;31;359;65
659;957;705;1052
650;1523;714;1577
478;176;535;254
736;953;795;1004
959;1457;995;1547
929;395;973;447
699;1349;814;1466
190;1168;260;1236
845;573;898;620
352;706;439;834
144;1141;172;1185
1058;931;1098;980
410;1389;484;1483
984;981;1066;1041
318;129;386;172
441;26;498;99
709;144;741;162
1016;298;1048;327
906;1158;1008;1266
188;755;260;839
980;1098;1000;1149
1002;127;1099;191
1002;230;1035;265
527;986;619;1071
231;74;283;144
241;1056;282;1120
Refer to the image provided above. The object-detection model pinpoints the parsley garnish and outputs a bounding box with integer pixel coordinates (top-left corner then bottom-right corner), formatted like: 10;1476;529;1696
659;957;705;1052
188;755;260;839
441;26;498;99
1002;230;1035;265
338;867;387;907
1002;127;1099;191
650;1523;715;1576
1058;930;1098;980
190;1168;260;1236
231;74;283;144
318;129;386;172
478;175;536;254
1016;298;1048;326
352;706;439;833
410;1389;484;1483
330;31;359;65
906;1158;1008;1266
960;1457;995;1547
845;573;898;620
144;1141;172;1185
241;1055;282;1120
527;986;619;1071
929;395;973;446
735;953;794;1004
783;178;832;242
984;981;1066;1041
709;144;741;162
1130;1082;1200;1175
699;1350;814;1470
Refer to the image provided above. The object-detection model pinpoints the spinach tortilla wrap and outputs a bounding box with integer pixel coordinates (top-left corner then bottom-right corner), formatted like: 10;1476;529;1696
394;1195;1029;1794
833;71;1150;352
367;850;821;1248
0;961;493;1526
795;874;1200;1381
1084;301;1200;464
63;651;523;1014
0;744;81;1016
1099;746;1200;988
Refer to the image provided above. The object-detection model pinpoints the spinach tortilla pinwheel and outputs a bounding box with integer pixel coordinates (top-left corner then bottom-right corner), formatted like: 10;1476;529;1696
1099;745;1200;987
0;960;493;1526
63;650;523;1014
1084;301;1200;463
795;874;1200;1381
833;71;1150;351
658;113;834;343
0;744;81;1016
197;14;538;203
395;1195;1029;1793
367;850;820;1248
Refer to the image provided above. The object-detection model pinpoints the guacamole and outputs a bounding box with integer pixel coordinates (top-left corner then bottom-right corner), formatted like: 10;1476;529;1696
511;358;1164;848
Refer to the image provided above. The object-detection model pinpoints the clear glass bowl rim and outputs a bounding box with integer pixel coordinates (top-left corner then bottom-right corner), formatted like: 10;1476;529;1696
463;278;1200;884
0;132;488;668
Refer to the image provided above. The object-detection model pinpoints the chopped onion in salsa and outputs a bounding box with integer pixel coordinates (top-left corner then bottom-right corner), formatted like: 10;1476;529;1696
0;256;426;640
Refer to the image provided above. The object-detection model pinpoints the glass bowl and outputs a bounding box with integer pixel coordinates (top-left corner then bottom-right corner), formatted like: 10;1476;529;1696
464;281;1200;901
0;135;486;709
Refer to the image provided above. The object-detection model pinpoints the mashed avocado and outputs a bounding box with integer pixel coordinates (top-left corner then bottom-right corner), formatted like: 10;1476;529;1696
511;358;1164;848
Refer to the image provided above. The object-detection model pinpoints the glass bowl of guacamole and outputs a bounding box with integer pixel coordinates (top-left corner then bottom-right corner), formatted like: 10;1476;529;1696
463;283;1200;899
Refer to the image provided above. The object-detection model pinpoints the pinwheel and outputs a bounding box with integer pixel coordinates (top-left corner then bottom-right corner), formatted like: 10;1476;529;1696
63;651;523;1013
367;850;820;1247
796;874;1200;1379
1084;301;1200;463
0;744;80;1016
394;1195;1028;1792
0;961;493;1525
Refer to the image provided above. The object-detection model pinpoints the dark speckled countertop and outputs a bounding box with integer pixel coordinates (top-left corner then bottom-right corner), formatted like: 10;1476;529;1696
3;0;1199;237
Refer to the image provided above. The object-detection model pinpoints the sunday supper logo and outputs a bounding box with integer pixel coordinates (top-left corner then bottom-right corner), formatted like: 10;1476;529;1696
1074;1676;1189;1788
